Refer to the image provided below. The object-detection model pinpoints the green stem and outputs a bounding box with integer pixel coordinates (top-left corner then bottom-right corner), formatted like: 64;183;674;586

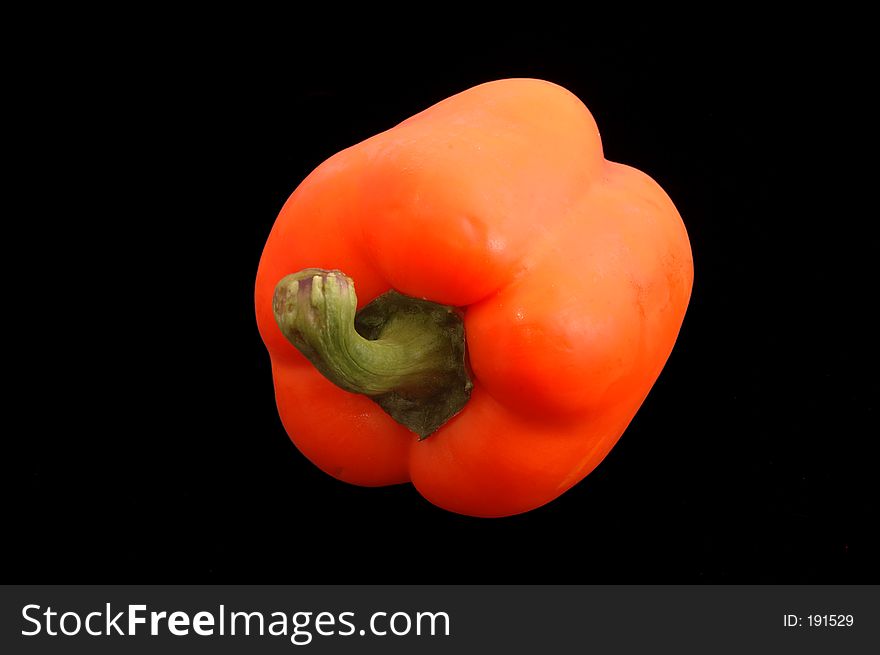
272;268;472;439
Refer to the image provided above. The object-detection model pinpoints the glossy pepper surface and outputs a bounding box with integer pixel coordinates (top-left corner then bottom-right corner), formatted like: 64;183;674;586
255;79;693;517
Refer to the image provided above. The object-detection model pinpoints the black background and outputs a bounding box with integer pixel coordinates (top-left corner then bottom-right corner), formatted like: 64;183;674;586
13;17;876;583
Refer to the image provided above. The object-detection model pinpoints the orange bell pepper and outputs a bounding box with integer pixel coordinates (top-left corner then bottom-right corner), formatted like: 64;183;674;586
255;78;693;517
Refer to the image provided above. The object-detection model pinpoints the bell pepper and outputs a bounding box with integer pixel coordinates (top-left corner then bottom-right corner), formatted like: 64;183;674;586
255;78;693;517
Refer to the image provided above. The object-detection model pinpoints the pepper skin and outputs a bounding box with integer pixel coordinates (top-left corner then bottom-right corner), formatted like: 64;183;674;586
255;78;693;517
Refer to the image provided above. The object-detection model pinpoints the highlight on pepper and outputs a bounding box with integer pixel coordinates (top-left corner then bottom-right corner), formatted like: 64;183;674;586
255;78;693;517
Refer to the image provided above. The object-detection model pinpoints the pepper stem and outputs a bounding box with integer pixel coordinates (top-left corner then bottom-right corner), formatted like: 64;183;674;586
272;269;472;439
